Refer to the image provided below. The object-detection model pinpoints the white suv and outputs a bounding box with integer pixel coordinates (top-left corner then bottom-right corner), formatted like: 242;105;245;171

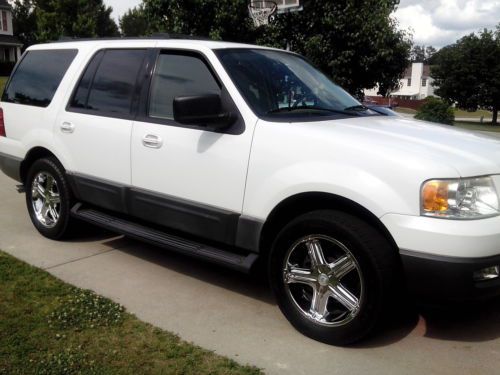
2;38;500;345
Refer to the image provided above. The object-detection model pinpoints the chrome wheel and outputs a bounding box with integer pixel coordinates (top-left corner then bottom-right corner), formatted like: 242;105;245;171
30;171;61;228
283;235;364;327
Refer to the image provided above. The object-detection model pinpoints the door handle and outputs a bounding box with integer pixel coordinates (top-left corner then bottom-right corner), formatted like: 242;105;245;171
142;134;163;148
60;122;75;133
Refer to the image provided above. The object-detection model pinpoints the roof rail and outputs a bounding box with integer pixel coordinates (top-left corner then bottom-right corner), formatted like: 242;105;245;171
54;34;214;43
150;33;213;41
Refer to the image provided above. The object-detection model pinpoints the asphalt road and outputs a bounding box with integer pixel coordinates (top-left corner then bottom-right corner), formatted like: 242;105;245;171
1;172;499;374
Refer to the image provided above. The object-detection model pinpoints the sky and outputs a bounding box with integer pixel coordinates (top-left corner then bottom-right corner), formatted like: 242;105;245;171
106;0;500;48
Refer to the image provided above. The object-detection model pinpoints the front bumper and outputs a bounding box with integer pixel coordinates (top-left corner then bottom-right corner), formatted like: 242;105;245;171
382;214;500;302
400;250;500;302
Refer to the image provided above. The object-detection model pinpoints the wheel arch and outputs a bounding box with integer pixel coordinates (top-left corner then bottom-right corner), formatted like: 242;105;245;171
20;147;62;184
259;192;399;258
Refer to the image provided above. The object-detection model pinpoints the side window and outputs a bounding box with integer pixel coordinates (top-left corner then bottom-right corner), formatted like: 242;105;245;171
71;51;104;109
149;53;221;120
2;49;77;107
70;49;146;115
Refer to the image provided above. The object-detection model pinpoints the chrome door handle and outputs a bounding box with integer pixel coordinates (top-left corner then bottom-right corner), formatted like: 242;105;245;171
142;134;163;148
60;122;75;133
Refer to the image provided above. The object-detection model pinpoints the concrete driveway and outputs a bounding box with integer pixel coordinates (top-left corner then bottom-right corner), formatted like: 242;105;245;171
1;172;499;374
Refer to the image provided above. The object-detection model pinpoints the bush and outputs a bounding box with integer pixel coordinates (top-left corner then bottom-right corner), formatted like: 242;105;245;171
415;96;455;125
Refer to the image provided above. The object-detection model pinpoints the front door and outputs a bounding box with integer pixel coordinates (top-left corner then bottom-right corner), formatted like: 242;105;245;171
131;50;255;244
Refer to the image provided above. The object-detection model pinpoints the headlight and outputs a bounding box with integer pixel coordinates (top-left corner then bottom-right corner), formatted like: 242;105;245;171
421;176;500;219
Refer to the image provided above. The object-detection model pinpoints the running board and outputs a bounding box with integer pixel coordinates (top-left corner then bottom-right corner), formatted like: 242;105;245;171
71;203;258;273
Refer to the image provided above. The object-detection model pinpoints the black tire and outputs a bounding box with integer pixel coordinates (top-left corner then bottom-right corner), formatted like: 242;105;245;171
25;157;76;240
268;209;400;345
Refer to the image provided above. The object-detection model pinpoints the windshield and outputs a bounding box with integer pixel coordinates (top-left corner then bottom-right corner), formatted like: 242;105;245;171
216;48;365;119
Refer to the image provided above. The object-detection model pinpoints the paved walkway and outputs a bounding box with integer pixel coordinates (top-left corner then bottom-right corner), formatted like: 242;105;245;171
1;173;499;374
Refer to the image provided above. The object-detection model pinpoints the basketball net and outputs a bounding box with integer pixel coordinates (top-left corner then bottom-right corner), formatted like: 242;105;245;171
248;1;277;27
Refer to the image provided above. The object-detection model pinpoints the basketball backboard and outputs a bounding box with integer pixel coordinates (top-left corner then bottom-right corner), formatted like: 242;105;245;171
249;0;302;13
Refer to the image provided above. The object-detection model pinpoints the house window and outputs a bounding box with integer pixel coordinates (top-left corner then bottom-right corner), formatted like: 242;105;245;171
2;11;7;32
422;78;427;87
407;78;412;86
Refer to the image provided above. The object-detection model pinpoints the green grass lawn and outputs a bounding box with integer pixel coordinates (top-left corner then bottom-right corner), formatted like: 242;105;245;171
453;121;500;132
0;76;8;92
395;107;493;119
453;108;492;118
394;107;417;115
0;251;262;375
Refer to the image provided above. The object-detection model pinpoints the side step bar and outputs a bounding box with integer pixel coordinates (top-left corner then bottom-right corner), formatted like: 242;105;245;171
71;203;258;273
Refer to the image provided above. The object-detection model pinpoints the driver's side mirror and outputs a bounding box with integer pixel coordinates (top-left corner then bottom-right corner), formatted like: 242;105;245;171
173;93;234;129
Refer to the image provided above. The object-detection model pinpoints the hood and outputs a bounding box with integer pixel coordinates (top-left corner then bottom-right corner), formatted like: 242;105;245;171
329;116;500;177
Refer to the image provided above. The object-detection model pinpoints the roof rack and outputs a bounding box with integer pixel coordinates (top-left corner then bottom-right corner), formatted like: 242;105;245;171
150;33;213;40
55;34;214;43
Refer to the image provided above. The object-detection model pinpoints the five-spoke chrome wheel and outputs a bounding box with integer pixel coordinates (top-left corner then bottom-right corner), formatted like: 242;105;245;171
30;171;61;228
283;234;364;327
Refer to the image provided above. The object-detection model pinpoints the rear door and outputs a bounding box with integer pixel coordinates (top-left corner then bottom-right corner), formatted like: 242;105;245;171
54;48;148;211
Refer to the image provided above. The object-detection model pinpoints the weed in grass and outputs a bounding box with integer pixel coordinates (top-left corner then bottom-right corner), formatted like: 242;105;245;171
48;288;124;331
35;347;100;375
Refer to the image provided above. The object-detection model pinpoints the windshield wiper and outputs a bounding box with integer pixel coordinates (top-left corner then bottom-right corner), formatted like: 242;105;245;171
266;106;350;115
343;105;369;112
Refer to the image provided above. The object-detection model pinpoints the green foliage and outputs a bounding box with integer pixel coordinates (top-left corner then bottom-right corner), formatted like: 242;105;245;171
410;45;437;63
12;0;37;48
48;288;124;331
257;0;412;98
415;96;455;125
12;0;119;46
120;6;148;37
432;26;500;124
141;0;256;42
125;0;410;99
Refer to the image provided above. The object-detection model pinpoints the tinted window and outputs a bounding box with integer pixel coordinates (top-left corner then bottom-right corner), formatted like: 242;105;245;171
3;49;77;107
149;53;220;120
71;51;104;109
216;49;362;119
83;49;146;114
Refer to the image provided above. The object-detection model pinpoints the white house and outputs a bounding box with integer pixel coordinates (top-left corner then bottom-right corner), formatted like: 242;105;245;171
0;0;21;63
364;62;437;100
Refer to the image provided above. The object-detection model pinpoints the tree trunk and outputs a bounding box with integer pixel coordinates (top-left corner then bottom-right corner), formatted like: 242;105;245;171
493;106;498;126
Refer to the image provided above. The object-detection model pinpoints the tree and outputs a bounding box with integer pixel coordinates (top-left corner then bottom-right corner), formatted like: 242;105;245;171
141;0;257;42
410;45;437;63
131;0;410;99
119;6;148;37
12;0;37;48
432;27;500;125
415;96;454;125
410;45;425;62
425;45;437;63
12;0;119;45
256;0;412;98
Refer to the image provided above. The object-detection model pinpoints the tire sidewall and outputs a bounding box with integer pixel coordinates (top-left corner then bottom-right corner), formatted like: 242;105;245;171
25;158;72;240
269;211;386;345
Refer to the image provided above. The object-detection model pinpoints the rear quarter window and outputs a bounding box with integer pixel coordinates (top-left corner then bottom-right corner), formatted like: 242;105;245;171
2;49;77;108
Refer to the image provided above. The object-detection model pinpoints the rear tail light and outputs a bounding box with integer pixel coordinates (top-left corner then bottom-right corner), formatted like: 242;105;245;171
0;107;5;137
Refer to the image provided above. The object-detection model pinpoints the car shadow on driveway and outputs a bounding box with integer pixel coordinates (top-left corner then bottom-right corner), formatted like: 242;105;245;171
66;230;500;348
105;236;276;306
419;299;500;342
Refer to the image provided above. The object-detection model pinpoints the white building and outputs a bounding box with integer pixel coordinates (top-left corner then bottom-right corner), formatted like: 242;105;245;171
364;62;437;100
0;0;22;63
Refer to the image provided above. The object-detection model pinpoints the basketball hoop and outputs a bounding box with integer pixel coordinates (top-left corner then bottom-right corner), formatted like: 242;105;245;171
248;1;278;27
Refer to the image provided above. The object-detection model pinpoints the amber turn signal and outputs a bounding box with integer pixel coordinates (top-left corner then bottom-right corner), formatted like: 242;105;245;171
422;180;449;212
